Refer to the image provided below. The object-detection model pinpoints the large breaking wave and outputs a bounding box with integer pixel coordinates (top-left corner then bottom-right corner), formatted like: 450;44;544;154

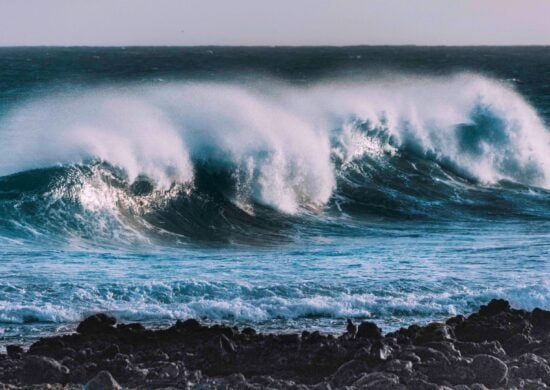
1;73;550;245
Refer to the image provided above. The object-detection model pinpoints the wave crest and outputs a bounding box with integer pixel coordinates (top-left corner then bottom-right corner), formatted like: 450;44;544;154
0;73;549;243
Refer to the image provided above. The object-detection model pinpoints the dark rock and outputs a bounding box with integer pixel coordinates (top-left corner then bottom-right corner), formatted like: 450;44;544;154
59;347;77;359
22;355;68;384
175;318;202;332
5;345;23;358
242;327;256;336
331;359;367;387
454;340;506;358
1;298;548;389
415;323;454;344
454;315;531;343
219;334;236;353
100;344;120;359
470;384;490;390
421;341;461;358
384;359;413;376
279;333;300;344
86;370;121;390
532;308;550;331
356;321;382;339
398;351;421;364
354;373;407;390
404;378;441;390
371;340;394;361
411;346;450;364
513;353;550;382
76;313;116;334
117;322;145;332
419;359;475;385
346;319;357;337
503;333;534;356
352;372;399;387
478;299;511;316
470;354;508;386
446;314;465;326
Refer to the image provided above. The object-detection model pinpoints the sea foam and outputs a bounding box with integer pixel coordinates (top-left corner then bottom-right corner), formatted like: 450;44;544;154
0;73;549;215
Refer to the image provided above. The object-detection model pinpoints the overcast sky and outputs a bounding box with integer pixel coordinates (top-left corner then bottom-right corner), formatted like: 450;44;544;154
1;0;549;46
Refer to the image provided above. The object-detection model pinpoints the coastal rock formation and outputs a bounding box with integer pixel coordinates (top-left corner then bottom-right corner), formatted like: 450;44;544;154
1;299;549;389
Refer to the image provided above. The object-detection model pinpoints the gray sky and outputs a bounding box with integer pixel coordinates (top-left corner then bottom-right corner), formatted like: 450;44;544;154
1;0;549;46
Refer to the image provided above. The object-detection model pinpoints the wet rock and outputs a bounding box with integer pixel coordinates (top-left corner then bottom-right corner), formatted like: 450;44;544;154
1;300;549;389
85;370;121;390
446;314;466;327
5;346;23;359
478;299;511;317
454;316;531;343
357;321;382;339
76;313;116;334
116;322;145;332
532;308;550;332
346;319;357;337
242;327;256;336
415;323;454;344
22;355;68;384
470;354;508;387
174;318;200;331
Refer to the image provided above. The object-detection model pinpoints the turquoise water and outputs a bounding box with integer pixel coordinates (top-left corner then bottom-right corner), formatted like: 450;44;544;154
0;47;549;343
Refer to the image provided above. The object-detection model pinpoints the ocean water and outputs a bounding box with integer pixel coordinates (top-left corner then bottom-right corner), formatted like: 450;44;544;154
0;47;549;344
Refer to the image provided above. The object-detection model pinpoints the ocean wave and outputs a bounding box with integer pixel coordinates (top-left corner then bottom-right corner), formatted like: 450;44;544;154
0;73;549;244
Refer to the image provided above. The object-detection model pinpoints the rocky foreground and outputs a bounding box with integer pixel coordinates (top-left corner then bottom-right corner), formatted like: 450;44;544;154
1;300;550;389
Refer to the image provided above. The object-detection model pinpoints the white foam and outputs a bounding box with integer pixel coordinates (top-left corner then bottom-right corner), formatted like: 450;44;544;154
1;73;548;213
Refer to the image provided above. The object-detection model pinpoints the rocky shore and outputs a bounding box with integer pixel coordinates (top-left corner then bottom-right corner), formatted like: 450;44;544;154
1;299;550;389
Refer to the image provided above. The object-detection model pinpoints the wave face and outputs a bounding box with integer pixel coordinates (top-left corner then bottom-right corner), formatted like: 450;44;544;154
1;73;550;245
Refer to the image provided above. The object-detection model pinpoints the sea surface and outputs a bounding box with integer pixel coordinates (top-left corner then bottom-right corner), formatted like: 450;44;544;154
0;46;549;344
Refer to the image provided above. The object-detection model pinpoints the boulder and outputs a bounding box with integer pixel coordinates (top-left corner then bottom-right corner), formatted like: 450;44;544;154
77;313;116;334
478;299;511;317
513;353;550;382
356;321;382;339
5;345;23;358
22;355;68;384
85;370;121;390
471;354;508;386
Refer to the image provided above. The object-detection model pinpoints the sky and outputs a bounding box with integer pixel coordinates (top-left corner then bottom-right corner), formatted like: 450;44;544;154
1;0;549;46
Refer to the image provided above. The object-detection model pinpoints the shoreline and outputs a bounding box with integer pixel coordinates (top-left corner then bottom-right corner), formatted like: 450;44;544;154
0;299;549;389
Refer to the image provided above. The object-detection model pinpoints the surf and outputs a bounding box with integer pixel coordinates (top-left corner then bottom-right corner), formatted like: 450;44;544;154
0;72;549;245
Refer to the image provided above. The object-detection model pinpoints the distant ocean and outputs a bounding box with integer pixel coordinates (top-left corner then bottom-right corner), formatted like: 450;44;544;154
0;46;549;344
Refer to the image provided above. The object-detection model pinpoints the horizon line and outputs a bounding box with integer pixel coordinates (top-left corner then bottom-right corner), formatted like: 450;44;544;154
1;44;550;48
